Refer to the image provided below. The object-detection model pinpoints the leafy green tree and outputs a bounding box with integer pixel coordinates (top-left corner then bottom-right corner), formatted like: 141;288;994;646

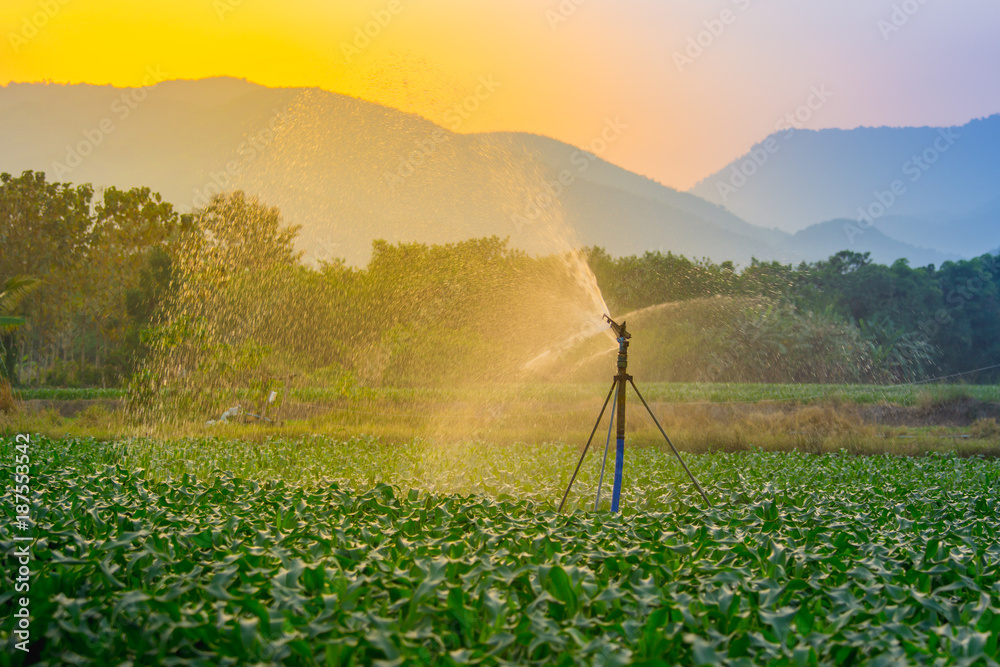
934;254;1000;381
0;171;92;380
737;258;799;301
101;246;176;379
65;186;191;383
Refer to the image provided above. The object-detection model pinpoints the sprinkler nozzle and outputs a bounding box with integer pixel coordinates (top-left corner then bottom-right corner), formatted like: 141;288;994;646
603;314;631;339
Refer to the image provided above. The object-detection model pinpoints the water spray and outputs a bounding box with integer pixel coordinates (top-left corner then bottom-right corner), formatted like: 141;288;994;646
558;315;712;513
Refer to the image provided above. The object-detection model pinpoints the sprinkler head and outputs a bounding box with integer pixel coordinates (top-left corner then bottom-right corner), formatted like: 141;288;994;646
603;314;631;339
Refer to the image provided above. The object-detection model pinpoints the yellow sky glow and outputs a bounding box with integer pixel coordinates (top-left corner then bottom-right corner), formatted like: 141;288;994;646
2;0;997;189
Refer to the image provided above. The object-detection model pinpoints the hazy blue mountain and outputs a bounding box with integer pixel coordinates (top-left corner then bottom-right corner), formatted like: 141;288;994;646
0;77;975;267
689;117;1000;257
873;207;1000;259
778;220;958;267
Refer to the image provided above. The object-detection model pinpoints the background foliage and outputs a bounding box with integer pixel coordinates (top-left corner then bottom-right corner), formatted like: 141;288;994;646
2;171;998;396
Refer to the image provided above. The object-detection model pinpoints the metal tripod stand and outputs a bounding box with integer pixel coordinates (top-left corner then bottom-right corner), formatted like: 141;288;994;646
558;315;712;513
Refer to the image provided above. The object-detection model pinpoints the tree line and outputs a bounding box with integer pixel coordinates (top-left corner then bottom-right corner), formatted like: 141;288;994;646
1;170;998;391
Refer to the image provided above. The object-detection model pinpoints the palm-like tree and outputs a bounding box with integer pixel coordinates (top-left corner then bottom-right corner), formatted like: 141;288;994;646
0;276;40;328
0;276;41;381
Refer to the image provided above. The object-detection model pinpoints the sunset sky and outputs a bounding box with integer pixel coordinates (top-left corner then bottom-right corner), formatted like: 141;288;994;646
2;0;998;190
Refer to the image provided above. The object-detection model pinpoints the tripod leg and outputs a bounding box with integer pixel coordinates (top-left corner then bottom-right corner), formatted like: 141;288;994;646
558;379;617;513
628;378;713;508
595;389;618;510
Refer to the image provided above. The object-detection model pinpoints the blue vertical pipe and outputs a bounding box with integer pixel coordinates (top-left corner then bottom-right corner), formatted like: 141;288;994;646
611;436;624;512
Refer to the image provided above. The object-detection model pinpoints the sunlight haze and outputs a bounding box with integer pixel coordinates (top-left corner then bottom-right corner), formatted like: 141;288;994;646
2;0;998;188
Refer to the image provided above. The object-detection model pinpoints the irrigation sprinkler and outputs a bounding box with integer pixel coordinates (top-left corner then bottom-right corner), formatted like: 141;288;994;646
558;316;712;513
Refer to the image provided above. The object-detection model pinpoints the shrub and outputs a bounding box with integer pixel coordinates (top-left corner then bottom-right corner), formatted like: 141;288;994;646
0;379;15;414
971;418;1000;439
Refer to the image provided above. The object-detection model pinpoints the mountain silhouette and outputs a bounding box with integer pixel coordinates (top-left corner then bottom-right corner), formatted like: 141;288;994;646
0;77;970;266
689;117;1000;258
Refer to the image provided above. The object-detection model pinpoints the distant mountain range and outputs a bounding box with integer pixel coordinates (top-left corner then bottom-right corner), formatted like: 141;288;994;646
0;78;994;266
689;117;1000;259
